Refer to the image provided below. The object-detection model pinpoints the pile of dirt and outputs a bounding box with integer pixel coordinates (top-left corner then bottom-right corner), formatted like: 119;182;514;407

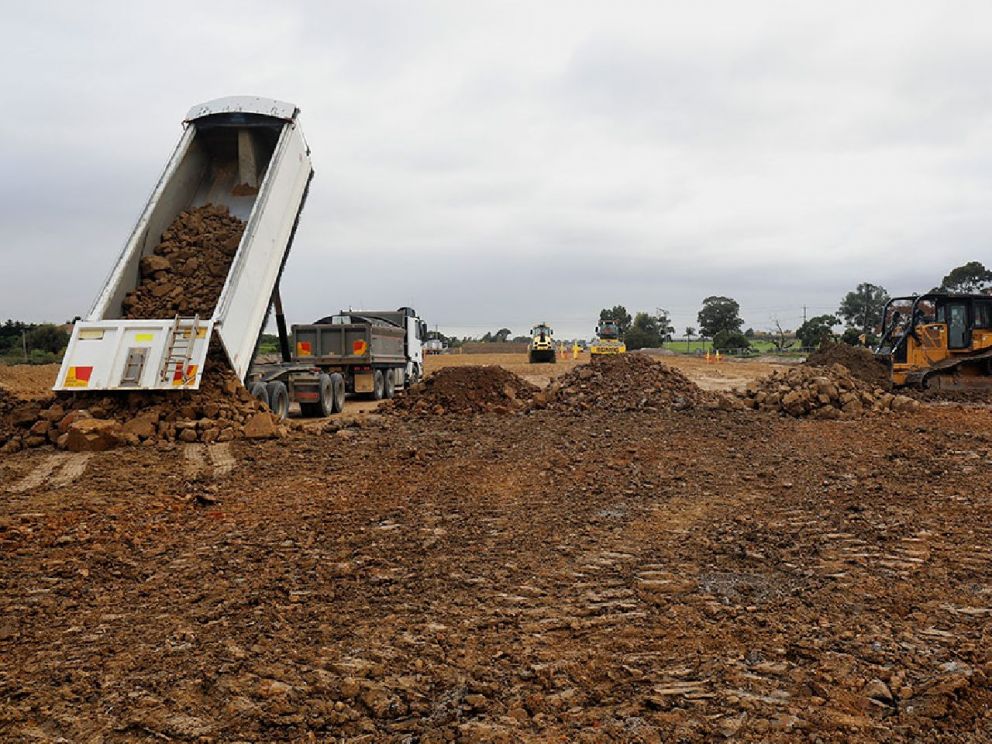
739;363;919;418
538;354;715;413
387;365;537;415
805;341;891;388
0;388;25;446
0;359;286;454
122;204;245;319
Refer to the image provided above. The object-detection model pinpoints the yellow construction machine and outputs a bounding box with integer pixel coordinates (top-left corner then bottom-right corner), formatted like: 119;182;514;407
590;320;626;358
528;323;557;363
876;293;992;390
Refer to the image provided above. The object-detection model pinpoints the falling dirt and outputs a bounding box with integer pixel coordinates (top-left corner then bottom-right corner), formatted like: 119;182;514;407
122;204;245;320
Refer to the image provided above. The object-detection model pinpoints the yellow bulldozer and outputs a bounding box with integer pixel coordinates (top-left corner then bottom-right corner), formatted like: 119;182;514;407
528;323;557;363
590;320;626;358
876;292;992;390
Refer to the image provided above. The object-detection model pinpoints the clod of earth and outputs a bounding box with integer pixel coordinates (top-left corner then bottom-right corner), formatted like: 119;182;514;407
739;363;919;418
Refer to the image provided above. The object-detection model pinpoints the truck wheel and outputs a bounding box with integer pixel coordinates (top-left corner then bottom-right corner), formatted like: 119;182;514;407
265;381;289;420
318;373;335;416
383;369;396;399
330;372;345;413
372;370;385;400
249;381;269;408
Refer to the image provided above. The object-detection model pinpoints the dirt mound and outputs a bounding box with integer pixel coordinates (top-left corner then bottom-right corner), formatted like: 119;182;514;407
388;365;537;415
122;204;244;319
740;363;919;418
805;342;890;388
538;354;714;412
0;357;286;453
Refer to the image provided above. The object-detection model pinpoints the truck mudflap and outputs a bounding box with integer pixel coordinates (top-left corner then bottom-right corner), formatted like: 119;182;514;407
55;319;213;392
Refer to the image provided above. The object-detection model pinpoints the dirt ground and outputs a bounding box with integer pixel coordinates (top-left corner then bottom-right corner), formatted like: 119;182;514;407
0;364;61;401
425;351;787;392
2;357;992;742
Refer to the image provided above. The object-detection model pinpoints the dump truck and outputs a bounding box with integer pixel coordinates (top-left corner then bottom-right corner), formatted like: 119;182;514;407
247;307;426;418
590;320;627;357
528;323;556;363
55;96;313;393
876;292;992;390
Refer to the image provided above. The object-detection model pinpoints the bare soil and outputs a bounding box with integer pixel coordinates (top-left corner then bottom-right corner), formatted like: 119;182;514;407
2;356;991;741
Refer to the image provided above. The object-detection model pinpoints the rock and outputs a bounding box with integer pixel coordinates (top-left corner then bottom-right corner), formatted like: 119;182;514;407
179;428;198;443
59;409;91;434
40;404;65;422
244;412;278;439
139;254;171;275
257;678;293;699
65;418;123;452
864;678;893;705
29;420;50;436
122;414;158;440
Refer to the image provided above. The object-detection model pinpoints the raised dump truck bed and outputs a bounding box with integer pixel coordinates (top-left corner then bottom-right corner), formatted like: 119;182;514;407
55;96;313;392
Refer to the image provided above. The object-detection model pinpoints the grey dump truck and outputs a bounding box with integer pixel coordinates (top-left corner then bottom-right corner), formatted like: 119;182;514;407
248;307;427;419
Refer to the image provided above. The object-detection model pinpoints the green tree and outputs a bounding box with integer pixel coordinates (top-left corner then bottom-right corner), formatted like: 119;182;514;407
624;310;674;350
712;329;750;352
938;261;992;294
697;296;743;338
493;328;512;343
838;283;889;333
684;326;695;352
24;324;69;355
796;314;839;349
599;305;632;332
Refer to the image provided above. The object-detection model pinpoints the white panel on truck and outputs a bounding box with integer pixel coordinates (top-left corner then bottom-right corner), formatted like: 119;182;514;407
55;96;313;392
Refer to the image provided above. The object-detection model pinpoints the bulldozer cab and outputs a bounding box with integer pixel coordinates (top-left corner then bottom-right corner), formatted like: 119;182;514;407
877;293;992;388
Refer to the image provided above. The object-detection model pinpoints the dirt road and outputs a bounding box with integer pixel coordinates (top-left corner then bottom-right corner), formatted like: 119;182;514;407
2;359;991;741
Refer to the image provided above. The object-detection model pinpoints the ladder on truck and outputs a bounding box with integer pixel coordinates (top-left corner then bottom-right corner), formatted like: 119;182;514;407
160;315;201;385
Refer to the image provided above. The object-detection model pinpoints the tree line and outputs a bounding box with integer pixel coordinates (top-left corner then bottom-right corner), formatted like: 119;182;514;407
0;320;70;363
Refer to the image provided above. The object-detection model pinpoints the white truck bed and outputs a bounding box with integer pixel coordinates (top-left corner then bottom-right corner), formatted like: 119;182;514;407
55;96;313;392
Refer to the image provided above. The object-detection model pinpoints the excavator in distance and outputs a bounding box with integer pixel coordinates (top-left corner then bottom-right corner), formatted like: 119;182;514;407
876;292;992;390
528;323;556;363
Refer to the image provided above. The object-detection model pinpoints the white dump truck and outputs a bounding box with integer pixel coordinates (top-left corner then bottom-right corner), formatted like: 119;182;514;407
55;96;313;393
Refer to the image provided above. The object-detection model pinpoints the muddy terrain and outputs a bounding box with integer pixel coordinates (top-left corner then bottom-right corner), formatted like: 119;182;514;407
1;356;991;742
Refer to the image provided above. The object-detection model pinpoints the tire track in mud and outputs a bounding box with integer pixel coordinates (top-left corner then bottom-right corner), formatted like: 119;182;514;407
6;452;93;493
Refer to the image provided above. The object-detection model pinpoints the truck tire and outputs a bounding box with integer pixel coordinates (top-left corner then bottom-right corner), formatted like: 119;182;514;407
318;373;336;416
372;370;385;400
249;381;269;408
383;369;396;399
330;372;345;413
265;381;289;420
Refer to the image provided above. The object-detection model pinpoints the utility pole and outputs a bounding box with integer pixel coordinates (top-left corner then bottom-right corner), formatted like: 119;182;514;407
802;305;807;325
21;330;28;363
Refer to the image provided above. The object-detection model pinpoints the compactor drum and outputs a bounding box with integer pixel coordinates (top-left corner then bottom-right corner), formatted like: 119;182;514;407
528;323;557;364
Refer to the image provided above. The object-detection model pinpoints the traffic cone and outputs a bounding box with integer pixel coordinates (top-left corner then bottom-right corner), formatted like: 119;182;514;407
705;350;711;364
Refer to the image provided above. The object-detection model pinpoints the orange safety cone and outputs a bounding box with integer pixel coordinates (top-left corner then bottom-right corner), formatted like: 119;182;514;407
705;350;711;364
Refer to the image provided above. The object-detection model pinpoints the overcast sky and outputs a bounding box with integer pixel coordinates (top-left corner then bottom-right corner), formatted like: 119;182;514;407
2;1;990;339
